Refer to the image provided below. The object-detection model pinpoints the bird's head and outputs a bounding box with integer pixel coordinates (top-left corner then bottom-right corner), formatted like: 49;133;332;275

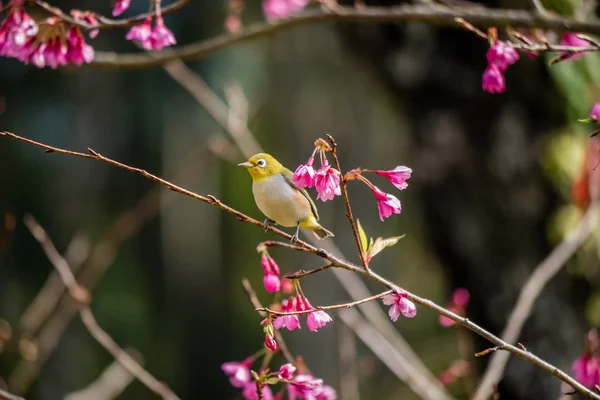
238;153;284;181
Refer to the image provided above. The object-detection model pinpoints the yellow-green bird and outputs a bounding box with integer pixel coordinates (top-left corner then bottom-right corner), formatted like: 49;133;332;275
238;153;334;242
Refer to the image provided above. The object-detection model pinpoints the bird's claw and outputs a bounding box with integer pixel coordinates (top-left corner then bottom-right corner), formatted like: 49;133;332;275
290;234;299;244
263;218;271;232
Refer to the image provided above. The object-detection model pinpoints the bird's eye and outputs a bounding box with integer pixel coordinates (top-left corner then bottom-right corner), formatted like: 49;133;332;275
256;159;266;168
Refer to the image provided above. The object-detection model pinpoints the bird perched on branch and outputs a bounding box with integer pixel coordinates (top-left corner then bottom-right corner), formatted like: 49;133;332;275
238;153;334;243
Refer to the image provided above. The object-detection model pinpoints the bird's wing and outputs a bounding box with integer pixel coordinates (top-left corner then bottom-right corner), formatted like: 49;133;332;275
281;168;320;221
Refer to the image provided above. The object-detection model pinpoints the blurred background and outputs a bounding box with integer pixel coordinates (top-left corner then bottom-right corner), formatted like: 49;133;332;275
1;0;600;399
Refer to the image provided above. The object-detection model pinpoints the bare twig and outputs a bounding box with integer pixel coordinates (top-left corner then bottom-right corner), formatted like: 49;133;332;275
92;4;600;68
241;279;295;365
3;131;598;399
257;290;392;316
328;135;368;269
0;388;25;400
284;263;333;279
31;0;189;30
473;204;600;400
22;215;180;400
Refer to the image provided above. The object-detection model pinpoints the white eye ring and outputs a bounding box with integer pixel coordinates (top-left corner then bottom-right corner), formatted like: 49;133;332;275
256;159;266;168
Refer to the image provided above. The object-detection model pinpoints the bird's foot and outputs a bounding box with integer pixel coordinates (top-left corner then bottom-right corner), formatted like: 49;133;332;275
290;234;299;244
263;218;273;232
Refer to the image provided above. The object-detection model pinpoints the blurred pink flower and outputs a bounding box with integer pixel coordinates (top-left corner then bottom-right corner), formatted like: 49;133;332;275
572;354;600;387
150;17;176;50
314;163;341;202
66;26;94;66
375;165;412;191
0;6;38;59
560;32;588;61
243;382;274;400
289;374;324;399
482;65;505;94
317;385;337;400
126;18;153;48
281;278;293;293
452;288;470;307
112;0;131;17
222;359;252;388
70;10;99;38
265;334;277;352
262;0;308;21
277;363;296;380
486;42;519;71
273;297;301;331
382;291;417;321
439;288;470;327
225;14;241;33
590;102;600;121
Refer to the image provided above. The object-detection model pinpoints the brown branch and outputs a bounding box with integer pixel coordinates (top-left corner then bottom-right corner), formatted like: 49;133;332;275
284;263;333;279
0;388;25;400
328;135;368;269
31;0;189;30
5;131;599;398
241;279;295;365
91;4;600;68
22;215;180;400
473;203;600;400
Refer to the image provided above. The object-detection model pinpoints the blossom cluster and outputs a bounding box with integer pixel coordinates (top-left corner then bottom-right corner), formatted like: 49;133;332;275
292;139;412;221
0;0;176;68
482;41;519;94
272;295;333;332
258;248;292;293
572;329;600;388
222;359;336;399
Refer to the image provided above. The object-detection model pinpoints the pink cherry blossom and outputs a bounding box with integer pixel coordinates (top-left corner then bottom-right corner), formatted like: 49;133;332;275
0;6;38;59
243;382;274;400
439;288;469;327
263;274;281;293
314;163;341;202
150;17;176;50
112;0;131;17
43;36;68;69
482;65;505;94
261;252;281;292
281;278;293;293
126;18;153;49
306;310;332;332
262;0;308;21
382;291;417;322
486;42;519;72
265;334;277;351
452;288;470;307
293;155;316;189
370;186;402;221
375;166;412;191
66;26;94;65
560;32;588;61
277;363;296;380
317;386;337;400
225;14;241;33
222;359;252;388
261;253;280;276
572;354;600;387
289;374;325;399
590;102;600;121
273;297;301;331
70;10;99;38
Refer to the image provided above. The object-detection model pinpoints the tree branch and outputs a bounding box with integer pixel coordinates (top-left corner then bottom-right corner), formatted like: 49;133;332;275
22;214;180;400
0;388;25;400
473;203;600;400
3;130;598;399
91;4;600;69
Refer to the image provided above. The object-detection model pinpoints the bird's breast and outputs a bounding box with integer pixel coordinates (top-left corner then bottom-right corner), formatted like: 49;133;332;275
252;175;311;227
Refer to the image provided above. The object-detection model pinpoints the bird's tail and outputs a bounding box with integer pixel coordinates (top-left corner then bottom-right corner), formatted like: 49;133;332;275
311;225;334;239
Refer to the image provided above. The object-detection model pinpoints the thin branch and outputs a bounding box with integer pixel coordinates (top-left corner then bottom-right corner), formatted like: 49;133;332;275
31;0;189;30
241;279;295;365
0;388;25;400
284;263;333;279
22;215;180;400
473;203;600;400
91;4;600;68
256;290;392;316
328;135;368;269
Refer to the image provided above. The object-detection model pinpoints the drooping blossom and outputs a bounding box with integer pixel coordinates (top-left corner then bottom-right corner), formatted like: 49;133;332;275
70;10;99;38
439;288;470;327
375;166;412;191
126;18;153;48
225;14;241;33
273;296;301;331
382;290;416;322
371;186;402;221
262;0;309;21
572;354;600;387
261;252;281;293
242;382;274;400
265;333;277;352
112;0;132;17
66;26;94;66
0;5;38;59
150;16;176;50
281;278;293;293
482;65;505;94
293;151;317;189
486;42;519;71
222;358;253;388
590;102;600;121
317;386;337;400
314;162;341;202
277;363;296;380
560;32;588;61
289;374;325;399
304;298;332;332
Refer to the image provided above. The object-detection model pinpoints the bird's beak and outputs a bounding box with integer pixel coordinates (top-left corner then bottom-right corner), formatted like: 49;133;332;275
238;162;253;168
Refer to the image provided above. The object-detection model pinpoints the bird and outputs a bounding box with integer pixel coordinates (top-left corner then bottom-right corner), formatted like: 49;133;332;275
238;153;334;243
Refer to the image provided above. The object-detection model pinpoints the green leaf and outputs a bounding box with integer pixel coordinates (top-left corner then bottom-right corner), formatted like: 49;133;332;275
251;370;260;381
365;235;406;262
265;378;279;385
356;219;368;253
578;118;599;124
